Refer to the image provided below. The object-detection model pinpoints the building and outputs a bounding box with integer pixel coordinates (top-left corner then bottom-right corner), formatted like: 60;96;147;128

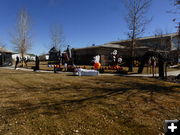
12;53;36;61
0;47;12;66
39;53;49;61
72;33;180;66
72;44;149;66
48;47;60;62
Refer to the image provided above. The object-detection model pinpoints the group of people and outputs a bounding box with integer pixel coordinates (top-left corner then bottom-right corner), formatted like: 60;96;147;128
15;56;29;69
15;56;39;70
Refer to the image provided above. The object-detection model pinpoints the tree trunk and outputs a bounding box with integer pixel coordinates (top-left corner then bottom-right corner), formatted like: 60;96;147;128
21;52;24;67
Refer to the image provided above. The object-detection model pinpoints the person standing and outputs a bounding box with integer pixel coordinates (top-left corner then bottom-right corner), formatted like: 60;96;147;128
35;56;40;71
15;56;19;69
151;57;156;77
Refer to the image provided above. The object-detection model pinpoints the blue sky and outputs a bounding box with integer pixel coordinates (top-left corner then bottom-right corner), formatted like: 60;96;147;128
0;0;179;55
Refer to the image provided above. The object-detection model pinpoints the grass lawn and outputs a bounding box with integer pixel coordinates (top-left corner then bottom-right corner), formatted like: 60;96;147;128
0;69;179;135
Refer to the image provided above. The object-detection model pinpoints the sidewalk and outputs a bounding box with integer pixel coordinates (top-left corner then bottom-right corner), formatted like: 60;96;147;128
101;70;180;77
0;66;72;74
1;66;179;77
126;70;180;77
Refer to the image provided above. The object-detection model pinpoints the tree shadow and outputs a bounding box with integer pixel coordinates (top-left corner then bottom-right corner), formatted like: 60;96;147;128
0;76;179;124
0;86;131;119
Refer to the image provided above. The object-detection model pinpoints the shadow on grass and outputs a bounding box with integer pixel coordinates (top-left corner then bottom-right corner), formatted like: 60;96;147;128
0;86;131;119
0;77;179;121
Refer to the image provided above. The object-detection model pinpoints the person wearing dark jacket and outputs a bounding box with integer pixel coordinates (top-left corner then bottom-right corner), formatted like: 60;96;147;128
15;56;19;69
35;56;40;71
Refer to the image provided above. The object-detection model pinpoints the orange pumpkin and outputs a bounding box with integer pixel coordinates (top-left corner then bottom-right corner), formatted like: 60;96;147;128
94;62;101;69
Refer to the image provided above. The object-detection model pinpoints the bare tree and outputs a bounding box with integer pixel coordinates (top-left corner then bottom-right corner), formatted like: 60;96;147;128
50;24;66;52
11;9;32;66
123;0;152;72
169;0;180;13
174;0;180;6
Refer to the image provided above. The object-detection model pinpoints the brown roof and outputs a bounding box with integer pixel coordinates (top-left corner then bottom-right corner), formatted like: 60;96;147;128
73;33;178;51
0;47;12;53
73;43;149;51
109;33;178;44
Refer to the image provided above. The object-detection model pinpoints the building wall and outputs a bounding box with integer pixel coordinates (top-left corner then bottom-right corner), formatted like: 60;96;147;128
169;50;180;64
72;34;180;66
39;54;49;61
96;47;129;65
12;54;35;61
137;36;172;51
72;47;149;66
72;48;98;65
171;35;180;50
0;52;12;66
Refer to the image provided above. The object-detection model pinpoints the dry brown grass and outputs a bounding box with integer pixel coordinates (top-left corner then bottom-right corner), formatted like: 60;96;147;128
0;69;179;135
